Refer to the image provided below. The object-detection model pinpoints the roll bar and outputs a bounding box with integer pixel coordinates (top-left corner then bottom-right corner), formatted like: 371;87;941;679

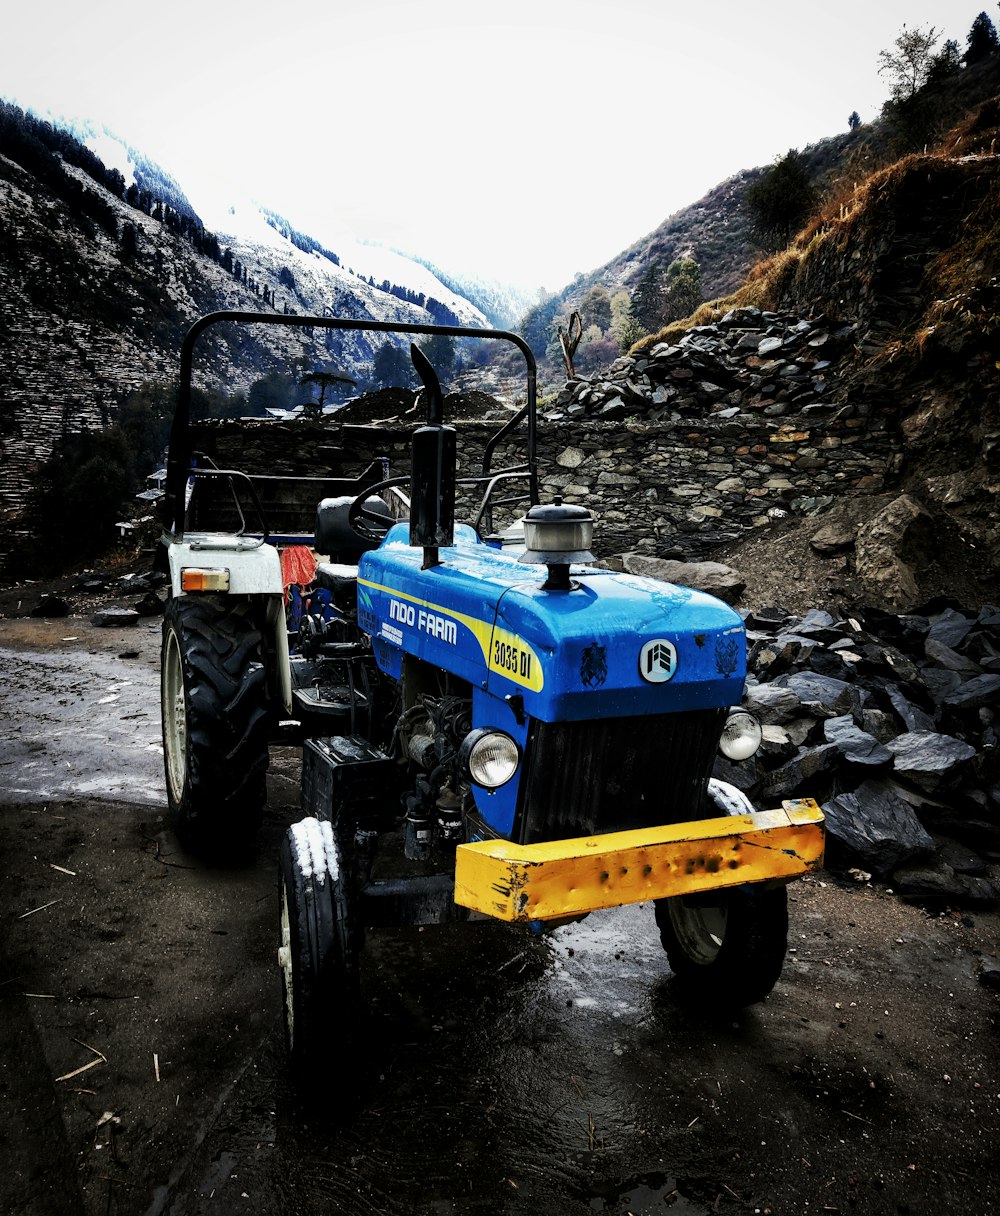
164;311;538;538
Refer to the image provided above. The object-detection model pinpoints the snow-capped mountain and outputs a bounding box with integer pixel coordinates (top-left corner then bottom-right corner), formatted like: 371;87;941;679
80;123;488;330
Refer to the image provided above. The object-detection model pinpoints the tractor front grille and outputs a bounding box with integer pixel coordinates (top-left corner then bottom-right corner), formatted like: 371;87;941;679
515;708;726;845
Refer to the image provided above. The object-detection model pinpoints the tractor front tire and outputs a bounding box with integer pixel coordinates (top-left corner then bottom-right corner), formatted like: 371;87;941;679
278;817;361;1081
654;884;788;1009
161;595;269;856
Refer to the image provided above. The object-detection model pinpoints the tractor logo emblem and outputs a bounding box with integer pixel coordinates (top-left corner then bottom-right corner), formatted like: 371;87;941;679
580;643;608;688
715;635;740;678
639;638;677;684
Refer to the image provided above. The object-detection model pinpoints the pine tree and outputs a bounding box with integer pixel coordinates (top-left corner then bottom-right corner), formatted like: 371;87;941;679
417;334;456;380
965;11;999;64
662;258;703;324
927;39;962;84
610;291;647;353
372;341;414;389
744;151;817;251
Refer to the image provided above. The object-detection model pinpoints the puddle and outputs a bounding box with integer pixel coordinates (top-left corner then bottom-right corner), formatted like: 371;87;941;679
589;1171;708;1215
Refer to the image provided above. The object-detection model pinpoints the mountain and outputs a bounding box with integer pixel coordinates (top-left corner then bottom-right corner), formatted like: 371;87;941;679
0;103;491;573
3;50;999;585
398;255;535;331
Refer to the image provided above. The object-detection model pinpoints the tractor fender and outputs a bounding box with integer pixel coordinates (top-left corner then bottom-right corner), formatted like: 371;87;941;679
165;538;292;713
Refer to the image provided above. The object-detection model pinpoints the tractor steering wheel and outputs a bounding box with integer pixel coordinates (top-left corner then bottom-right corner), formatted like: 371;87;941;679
347;477;409;543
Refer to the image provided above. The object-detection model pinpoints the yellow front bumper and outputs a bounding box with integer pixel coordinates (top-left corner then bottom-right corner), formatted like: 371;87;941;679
454;799;824;922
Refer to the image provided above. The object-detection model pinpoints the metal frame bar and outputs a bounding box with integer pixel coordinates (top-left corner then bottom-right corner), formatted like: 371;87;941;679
166;311;538;538
454;800;825;922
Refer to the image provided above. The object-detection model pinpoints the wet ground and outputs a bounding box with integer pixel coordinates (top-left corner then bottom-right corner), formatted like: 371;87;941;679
2;607;1000;1216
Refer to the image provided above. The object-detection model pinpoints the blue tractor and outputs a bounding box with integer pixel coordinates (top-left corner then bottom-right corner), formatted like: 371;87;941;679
159;314;824;1076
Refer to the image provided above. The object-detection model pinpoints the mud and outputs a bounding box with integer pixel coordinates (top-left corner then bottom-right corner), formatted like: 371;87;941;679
2;611;1000;1216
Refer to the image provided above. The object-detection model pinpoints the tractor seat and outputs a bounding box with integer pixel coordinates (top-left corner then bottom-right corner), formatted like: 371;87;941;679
315;495;395;563
314;562;359;598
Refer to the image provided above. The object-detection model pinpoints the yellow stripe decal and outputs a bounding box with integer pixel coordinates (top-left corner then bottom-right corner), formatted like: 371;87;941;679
359;575;543;691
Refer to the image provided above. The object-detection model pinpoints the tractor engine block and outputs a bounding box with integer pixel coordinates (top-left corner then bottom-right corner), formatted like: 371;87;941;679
397;694;472;860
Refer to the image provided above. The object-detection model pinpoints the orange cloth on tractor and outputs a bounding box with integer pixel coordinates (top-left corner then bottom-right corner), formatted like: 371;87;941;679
280;545;318;602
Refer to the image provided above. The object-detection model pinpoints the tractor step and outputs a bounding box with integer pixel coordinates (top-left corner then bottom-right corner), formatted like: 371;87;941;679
292;684;370;719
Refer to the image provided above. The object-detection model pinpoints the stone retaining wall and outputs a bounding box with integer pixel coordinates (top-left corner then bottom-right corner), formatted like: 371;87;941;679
189;397;901;559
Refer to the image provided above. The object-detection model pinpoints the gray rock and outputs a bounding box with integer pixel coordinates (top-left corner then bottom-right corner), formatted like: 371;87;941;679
769;633;820;668
90;606;140;628
774;671;855;716
712;756;762;792
30;594;70;618
924;637;982;675
935;835;989;876
698;381;727;400
621;554;746;604
942;674;1000;712
885;731;976;792
891;861;997;907
823;715;893;767
822;780;936;875
860;643;921;685
883;684;937;733
759;723;798;762
794;608;838;634
117;573;154;594
555;446;587;469
854;494;935;611
785;717;821;747
927;608;974;650
743;682;803;725
758;742;840;800
921;668;963;704
860;707;899;743
744;606;791;630
134;591;165;618
734;332;763;353
810;522;855;555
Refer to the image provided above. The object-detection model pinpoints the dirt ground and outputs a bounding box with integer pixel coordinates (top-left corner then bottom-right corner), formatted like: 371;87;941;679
713;495;998;616
2;593;1000;1216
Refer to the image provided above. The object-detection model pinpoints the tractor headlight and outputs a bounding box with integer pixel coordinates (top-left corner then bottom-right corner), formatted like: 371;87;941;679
718;709;762;761
461;729;520;789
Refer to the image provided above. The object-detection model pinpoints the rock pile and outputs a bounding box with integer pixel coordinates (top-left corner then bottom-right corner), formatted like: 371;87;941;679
25;569;169;626
546;306;858;424
527;306;903;561
711;598;1000;906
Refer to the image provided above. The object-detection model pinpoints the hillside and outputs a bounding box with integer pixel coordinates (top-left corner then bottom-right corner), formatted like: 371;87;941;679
533;90;999;606
0;105;487;573
540;53;1000;344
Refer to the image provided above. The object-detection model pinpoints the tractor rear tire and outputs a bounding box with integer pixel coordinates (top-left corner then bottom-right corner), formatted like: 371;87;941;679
654;884;788;1009
278;817;361;1081
160;595;269;857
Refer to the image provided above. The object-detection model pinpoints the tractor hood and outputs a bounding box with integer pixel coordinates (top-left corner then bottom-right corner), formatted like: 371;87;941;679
358;524;746;722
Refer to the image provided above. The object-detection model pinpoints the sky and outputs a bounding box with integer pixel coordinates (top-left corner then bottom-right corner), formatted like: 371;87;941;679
1;0;991;292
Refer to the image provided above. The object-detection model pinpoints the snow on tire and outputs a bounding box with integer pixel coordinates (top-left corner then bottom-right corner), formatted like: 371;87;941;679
278;817;361;1081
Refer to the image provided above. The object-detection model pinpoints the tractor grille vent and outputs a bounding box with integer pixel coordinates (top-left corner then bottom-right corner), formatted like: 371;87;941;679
516;708;726;845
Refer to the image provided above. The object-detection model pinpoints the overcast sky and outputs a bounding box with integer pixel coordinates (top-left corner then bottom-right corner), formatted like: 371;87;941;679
2;0;990;292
